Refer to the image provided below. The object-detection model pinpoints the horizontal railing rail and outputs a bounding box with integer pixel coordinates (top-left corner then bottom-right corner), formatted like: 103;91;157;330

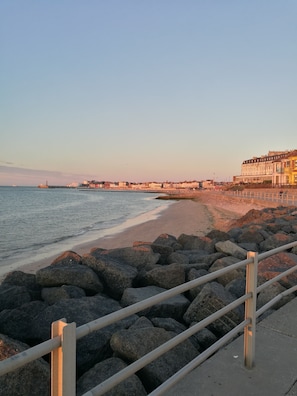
223;189;297;206
0;240;297;396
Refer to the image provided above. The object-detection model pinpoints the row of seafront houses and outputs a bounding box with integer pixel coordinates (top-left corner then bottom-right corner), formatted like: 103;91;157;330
233;149;297;187
72;149;297;190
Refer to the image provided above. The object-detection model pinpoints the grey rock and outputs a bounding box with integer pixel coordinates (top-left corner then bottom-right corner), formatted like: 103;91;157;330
209;256;244;286
177;234;215;253
187;268;209;300
167;251;189;264
138;263;185;289
82;253;138;299
76;357;147;396
121;286;190;321
41;285;86;305
92;246;160;270
215;240;248;260
0;333;50;396
110;327;198;392
183;282;244;336
0;284;31;311
257;282;294;310
36;262;103;294
0;301;47;342
225;278;246;298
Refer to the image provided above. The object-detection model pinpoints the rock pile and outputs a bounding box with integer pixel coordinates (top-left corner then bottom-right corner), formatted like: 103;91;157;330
0;206;297;395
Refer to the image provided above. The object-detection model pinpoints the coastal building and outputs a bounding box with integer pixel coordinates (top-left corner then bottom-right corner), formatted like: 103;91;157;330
233;151;291;185
272;150;297;187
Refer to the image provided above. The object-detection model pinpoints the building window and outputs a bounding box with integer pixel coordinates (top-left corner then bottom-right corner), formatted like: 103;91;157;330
294;174;297;184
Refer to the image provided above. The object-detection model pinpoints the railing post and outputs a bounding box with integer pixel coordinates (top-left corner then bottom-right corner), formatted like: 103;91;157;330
51;319;76;396
244;251;258;369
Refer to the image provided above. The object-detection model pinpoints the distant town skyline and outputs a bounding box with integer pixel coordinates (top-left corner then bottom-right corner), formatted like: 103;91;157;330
1;2;296;186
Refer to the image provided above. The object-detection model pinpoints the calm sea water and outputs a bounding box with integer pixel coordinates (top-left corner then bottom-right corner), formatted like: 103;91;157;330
0;187;172;270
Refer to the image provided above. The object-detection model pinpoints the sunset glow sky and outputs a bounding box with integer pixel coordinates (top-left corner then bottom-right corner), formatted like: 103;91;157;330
1;1;296;186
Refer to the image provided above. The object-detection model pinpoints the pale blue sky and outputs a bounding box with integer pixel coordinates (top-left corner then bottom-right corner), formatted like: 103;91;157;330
1;1;296;185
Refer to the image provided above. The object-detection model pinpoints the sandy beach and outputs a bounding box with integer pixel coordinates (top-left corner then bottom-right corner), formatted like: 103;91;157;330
0;191;277;281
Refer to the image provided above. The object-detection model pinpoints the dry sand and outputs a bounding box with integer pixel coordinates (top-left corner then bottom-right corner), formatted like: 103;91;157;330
0;191;277;280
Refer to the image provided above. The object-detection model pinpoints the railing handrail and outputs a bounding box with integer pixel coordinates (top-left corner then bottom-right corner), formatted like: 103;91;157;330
0;240;297;395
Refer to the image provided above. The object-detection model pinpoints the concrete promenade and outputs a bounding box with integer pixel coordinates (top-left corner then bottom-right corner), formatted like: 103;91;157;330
165;297;297;396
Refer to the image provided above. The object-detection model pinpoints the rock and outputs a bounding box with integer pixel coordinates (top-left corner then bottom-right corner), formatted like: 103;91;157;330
209;256;244;286
110;327;198;392
130;316;154;329
183;282;244;336
153;233;181;250
93;246;160;270
138;263;185;289
151;317;187;334
51;250;82;265
167;251;190;264
0;333;50;396
36;262;103;295
2;271;41;300
82;253;138;299
257;282;294;310
0;301;47;342
215;240;248;260
121;286;190;321
189;326;218;352
76;357;147;396
187;269;209;300
258;252;297;288
225;278;246;298
206;229;230;242
177;234;215;253
41;285;86;305
237;225;265;244
33;294;138;341
0;284;31;311
259;233;294;251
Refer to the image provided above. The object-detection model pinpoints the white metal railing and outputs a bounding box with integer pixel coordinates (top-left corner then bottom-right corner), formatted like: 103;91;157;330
0;241;297;395
224;189;297;206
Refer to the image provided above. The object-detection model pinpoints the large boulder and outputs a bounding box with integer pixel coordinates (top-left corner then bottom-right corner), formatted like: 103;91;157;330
92;246;160;270
32;294;138;341
0;301;47;342
110;326;198;392
177;234;215;253
138;264;185;289
76;357;147;396
35;262;103;294
258;252;297;288
259;233;295;251
0;333;50;396
120;286;190;321
2;271;41;300
215;240;248;260
41;285;86;305
209;256;244;286
0;284;31;311
82;253;138;299
183;282;244;337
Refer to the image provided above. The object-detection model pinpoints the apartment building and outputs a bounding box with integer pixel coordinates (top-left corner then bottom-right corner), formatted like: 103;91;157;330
272;150;297;187
233;151;291;185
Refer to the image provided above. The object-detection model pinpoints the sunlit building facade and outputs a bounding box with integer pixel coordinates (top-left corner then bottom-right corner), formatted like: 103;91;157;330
272;150;297;187
233;151;291;184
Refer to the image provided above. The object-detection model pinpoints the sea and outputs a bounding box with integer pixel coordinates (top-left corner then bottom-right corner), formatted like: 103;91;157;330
0;186;173;272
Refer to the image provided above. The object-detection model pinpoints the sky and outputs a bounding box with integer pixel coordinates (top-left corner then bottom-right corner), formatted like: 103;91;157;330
1;1;296;186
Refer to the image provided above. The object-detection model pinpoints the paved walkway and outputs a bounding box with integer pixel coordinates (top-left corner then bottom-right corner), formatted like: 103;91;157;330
164;297;297;396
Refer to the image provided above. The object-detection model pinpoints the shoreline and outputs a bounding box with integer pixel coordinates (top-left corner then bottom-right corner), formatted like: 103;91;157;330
0;191;279;281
